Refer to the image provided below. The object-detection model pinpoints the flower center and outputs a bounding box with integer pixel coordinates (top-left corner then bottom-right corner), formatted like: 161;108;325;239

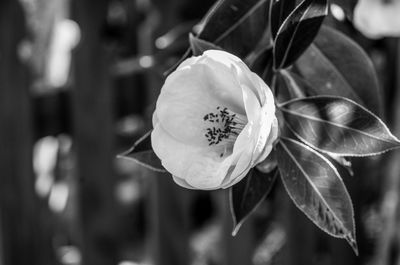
203;106;246;153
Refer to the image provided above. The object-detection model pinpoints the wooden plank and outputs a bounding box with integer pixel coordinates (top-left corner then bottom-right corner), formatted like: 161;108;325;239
372;39;400;265
135;2;192;264
280;192;316;265
147;173;191;265
0;1;40;265
217;191;255;265
71;0;118;264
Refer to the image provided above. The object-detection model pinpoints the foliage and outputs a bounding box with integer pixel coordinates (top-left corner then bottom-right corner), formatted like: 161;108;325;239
120;0;400;254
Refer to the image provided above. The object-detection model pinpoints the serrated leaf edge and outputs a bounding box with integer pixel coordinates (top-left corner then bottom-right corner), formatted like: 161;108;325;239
279;95;400;157
277;137;357;253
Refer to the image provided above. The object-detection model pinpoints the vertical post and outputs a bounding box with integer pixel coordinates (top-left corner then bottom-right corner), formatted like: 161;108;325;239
0;1;38;265
217;191;255;265
71;1;117;264
381;39;400;265
280;193;316;265
372;39;400;265
137;3;191;265
147;174;191;265
393;39;400;265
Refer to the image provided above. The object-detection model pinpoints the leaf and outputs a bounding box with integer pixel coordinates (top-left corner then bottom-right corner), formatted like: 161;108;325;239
230;168;278;235
327;154;354;177
270;0;296;39
117;131;166;172
276;137;358;254
189;33;222;56
276;70;308;101
273;0;328;69
196;0;270;57
118;150;166;173
294;25;382;114
280;96;400;156
248;47;274;84
165;0;270;76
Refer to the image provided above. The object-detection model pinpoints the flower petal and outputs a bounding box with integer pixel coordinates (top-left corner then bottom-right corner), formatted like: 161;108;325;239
254;117;279;165
152;122;198;178
220;123;255;187
184;155;233;190
172;176;197;189
156;64;246;147
152;121;235;189
242;83;261;122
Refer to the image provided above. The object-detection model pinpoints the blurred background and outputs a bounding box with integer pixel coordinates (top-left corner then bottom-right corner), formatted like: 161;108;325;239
1;0;400;264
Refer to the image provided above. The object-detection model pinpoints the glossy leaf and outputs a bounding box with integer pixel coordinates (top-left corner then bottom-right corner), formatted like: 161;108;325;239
189;33;222;56
270;0;296;39
196;0;270;57
276;137;358;254
273;0;328;69
295;26;381;114
248;47;274;84
230;168;278;235
166;0;271;76
280;96;400;156
117;131;166;172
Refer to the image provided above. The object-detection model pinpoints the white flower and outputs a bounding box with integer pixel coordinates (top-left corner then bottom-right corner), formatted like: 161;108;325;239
151;50;278;190
354;0;400;39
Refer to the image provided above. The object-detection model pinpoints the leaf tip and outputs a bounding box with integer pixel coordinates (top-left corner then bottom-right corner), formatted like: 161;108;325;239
116;149;132;159
394;136;400;146
116;153;126;159
345;234;359;256
231;223;242;237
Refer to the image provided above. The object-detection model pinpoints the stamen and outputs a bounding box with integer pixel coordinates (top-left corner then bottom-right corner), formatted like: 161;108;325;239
203;106;246;148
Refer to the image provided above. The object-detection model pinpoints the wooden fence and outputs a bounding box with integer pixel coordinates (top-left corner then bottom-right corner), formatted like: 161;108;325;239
0;0;400;265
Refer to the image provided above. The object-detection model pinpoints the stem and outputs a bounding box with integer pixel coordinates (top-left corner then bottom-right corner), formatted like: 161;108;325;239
271;73;278;98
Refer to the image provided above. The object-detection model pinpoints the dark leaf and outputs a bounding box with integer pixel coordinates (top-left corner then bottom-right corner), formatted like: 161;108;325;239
196;0;270;57
276;137;358;254
270;0;296;39
117;131;166;172
294;25;382;114
248;47;274;84
165;0;270;76
273;0;328;69
280;96;400;156
230;168;278;235
189;33;223;56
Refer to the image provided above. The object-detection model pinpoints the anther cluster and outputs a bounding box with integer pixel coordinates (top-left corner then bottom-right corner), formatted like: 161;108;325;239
203;106;241;146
